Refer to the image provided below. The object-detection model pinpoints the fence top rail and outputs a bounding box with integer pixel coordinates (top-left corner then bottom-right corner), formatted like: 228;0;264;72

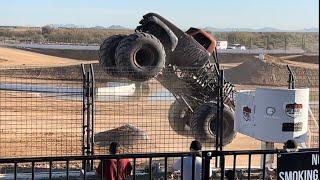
0;152;197;163
0;148;318;163
203;148;319;156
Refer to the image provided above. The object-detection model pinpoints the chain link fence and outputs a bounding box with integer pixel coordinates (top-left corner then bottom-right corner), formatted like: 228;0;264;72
294;71;319;148
0;66;84;157
211;32;319;54
0;63;318;159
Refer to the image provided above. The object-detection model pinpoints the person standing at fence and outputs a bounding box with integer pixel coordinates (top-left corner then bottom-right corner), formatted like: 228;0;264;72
225;170;239;180
283;139;298;152
266;139;298;179
96;142;132;180
173;140;211;180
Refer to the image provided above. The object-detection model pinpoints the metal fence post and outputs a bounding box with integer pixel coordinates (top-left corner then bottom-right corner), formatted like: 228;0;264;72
191;154;195;180
81;64;86;170
81;64;95;171
215;80;220;168
85;71;91;171
215;69;225;168
219;70;224;152
287;65;295;89
215;49;221;168
90;64;95;170
202;151;212;180
219;154;225;180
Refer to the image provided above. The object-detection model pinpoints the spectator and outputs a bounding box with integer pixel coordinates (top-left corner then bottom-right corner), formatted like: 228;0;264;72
96;142;132;180
266;165;276;180
266;140;298;179
225;169;238;180
173;140;211;180
283;139;298;152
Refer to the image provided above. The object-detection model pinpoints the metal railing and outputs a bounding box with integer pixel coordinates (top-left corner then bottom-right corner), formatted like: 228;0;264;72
203;148;319;180
1;148;318;180
0;152;196;180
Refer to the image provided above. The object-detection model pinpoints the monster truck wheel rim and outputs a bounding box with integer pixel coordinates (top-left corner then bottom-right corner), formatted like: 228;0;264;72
208;117;230;137
133;45;157;68
208;118;216;136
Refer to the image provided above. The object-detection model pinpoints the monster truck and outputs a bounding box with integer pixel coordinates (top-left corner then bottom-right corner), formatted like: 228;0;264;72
99;13;236;145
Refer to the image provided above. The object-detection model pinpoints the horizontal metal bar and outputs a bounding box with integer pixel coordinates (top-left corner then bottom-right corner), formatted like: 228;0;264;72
0;152;196;163
1;148;318;164
202;148;318;157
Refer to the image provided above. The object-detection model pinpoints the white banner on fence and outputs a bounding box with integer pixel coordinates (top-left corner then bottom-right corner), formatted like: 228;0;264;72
235;88;309;143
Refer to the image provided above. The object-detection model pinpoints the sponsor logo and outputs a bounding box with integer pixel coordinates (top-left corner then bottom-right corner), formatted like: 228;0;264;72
242;106;252;121
266;107;276;116
285;103;303;118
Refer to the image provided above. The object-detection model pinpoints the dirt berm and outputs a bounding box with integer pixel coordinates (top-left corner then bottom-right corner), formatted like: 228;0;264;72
0;63;123;82
225;55;319;86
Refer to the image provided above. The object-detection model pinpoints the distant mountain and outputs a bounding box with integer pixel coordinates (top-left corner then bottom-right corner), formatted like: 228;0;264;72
205;27;255;32
299;28;319;32
44;24;129;29
205;27;319;32
107;25;128;29
39;24;318;32
46;24;85;28
257;27;281;32
205;27;285;32
92;26;106;29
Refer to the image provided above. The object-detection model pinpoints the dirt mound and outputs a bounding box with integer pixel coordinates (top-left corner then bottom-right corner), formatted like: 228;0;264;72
94;124;149;152
282;54;319;64
0;63;129;83
225;55;319;86
218;53;256;63
25;48;99;61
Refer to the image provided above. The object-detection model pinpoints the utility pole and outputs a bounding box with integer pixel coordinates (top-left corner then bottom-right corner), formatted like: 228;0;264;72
265;36;270;50
301;33;306;51
284;36;287;54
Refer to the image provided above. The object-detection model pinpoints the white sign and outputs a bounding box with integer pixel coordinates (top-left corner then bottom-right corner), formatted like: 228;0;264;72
235;88;309;143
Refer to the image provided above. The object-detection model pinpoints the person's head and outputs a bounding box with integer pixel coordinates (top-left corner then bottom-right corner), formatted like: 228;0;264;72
284;140;298;152
190;140;202;152
225;170;238;180
109;142;120;155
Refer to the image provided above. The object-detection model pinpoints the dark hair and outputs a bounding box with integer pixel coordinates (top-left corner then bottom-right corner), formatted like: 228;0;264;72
225;170;237;180
190;140;202;151
285;140;297;149
109;142;119;154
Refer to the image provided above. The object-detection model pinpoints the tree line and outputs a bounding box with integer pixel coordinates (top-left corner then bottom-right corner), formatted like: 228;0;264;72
210;31;319;53
0;26;318;53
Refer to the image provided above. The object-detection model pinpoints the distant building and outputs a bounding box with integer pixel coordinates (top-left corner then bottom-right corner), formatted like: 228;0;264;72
217;41;228;50
227;43;246;50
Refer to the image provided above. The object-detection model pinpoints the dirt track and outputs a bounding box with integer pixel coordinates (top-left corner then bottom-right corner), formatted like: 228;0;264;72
0;47;97;68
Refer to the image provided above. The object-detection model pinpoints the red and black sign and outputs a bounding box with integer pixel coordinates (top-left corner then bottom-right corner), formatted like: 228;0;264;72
282;122;303;132
285;103;303;118
242;106;251;121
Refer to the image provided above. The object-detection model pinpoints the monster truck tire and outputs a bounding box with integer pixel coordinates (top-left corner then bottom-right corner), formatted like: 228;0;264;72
115;32;165;81
99;35;126;76
168;99;192;137
191;102;236;146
